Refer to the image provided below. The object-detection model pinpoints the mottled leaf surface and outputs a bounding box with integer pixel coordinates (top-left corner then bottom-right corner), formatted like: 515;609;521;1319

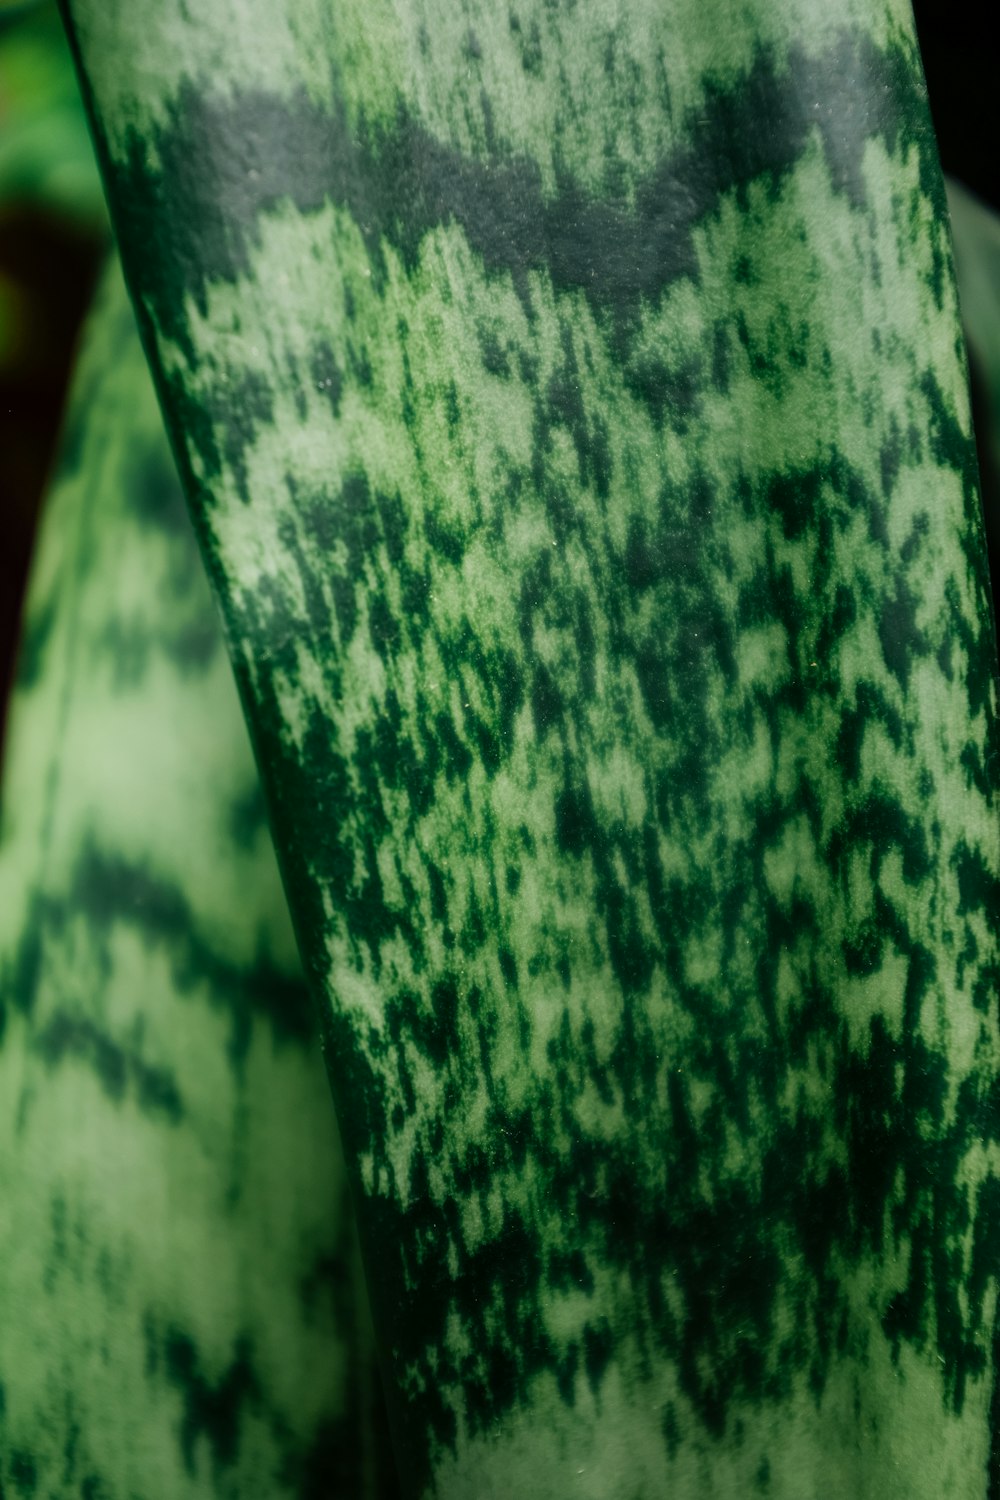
62;2;1000;1495
0;263;397;1500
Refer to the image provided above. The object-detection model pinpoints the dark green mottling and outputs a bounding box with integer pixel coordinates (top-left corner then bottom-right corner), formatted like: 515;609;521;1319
35;1010;184;1122
61;1;1000;1495
9;842;314;1061
92;36;935;367
162;1329;259;1473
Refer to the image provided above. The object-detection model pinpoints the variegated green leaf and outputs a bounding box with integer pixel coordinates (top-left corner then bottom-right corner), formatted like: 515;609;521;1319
60;2;1000;1495
0;261;397;1500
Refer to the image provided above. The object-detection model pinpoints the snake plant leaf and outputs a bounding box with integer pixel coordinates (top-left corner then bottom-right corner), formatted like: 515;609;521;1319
61;0;1000;1495
0;261;397;1500
947;176;1000;581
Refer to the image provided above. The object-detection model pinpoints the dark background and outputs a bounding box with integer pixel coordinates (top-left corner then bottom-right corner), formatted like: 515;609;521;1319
0;2;105;751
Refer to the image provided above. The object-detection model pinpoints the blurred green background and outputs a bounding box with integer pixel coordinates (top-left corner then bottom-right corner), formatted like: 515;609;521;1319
0;0;997;748
0;0;106;748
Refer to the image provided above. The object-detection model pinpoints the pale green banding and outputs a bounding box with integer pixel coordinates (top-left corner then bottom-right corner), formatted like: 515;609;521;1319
0;262;397;1500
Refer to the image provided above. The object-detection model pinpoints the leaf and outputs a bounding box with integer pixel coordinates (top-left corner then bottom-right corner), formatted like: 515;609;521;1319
60;1;1000;1495
0;259;397;1500
947;176;1000;580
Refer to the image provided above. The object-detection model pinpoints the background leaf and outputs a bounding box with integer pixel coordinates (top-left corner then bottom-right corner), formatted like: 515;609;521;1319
0;260;397;1500
947;177;1000;593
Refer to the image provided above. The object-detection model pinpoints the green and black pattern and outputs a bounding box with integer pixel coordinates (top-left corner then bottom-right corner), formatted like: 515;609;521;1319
0;264;396;1500
61;1;1000;1494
